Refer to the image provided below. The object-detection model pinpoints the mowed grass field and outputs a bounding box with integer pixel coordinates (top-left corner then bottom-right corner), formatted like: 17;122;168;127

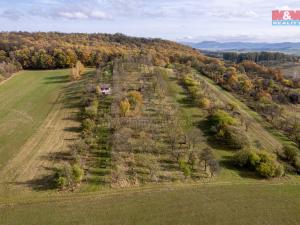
0;69;85;198
1;184;300;225
0;70;69;169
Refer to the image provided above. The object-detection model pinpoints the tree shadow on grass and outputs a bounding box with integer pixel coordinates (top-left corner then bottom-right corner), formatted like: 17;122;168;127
14;151;75;191
62;113;80;122
177;96;195;108
62;95;82;103
39;151;73;162
11;167;57;191
87;167;110;185
196;119;225;150
196;119;263;180
191;171;209;180
44;75;69;84
159;159;179;171
64;126;81;133
220;155;263;180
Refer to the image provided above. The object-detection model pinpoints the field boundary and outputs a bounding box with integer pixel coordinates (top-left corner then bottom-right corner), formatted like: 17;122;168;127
1;180;299;206
0;71;22;86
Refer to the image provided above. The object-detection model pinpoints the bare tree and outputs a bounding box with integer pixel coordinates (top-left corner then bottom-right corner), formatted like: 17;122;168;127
200;147;214;171
186;128;203;150
208;159;220;177
188;151;198;170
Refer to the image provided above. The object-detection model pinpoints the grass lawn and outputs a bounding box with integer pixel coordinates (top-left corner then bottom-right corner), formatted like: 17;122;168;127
0;70;70;170
1;183;300;225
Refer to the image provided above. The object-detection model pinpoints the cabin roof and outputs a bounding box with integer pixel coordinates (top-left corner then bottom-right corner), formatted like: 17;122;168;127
100;84;110;89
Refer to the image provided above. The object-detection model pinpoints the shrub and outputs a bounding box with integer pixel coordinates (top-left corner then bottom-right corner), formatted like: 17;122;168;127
72;164;84;183
84;99;98;118
56;176;67;188
256;160;283;178
233;149;284;178
248;151;261;168
233;149;260;168
178;160;191;178
182;75;197;86
82;118;96;133
209;110;236;127
216;126;250;150
128;91;143;108
54;164;72;189
188;85;203;99
283;145;299;162
182;165;191;178
54;163;84;189
198;97;211;109
233;149;251;167
257;151;276;163
275;163;285;177
295;157;300;173
256;161;276;178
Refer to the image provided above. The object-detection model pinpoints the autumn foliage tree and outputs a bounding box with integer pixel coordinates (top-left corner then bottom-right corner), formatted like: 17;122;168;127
119;98;131;117
70;61;85;81
0;32;207;70
128;91;143;114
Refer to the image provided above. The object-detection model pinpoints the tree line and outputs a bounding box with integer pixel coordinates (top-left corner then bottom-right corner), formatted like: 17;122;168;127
0;32;206;70
223;51;299;64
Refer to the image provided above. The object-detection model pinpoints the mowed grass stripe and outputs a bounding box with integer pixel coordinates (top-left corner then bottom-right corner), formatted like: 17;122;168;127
0;70;69;169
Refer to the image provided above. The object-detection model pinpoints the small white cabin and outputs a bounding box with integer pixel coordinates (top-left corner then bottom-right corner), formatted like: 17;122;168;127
100;84;111;95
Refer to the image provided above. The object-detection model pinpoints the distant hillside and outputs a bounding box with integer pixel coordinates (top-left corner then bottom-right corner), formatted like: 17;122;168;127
184;41;300;54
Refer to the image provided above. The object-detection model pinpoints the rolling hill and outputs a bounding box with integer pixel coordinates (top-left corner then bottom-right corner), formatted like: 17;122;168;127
184;41;300;55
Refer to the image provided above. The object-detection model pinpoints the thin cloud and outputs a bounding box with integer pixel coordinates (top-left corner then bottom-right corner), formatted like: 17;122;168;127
56;10;111;20
58;11;88;19
208;9;259;19
1;9;23;20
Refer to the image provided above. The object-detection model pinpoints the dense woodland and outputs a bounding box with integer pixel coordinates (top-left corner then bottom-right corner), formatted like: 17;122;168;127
0;32;207;69
0;32;209;82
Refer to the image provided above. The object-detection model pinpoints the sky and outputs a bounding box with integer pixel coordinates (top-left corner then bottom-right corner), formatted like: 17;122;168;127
1;0;300;42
